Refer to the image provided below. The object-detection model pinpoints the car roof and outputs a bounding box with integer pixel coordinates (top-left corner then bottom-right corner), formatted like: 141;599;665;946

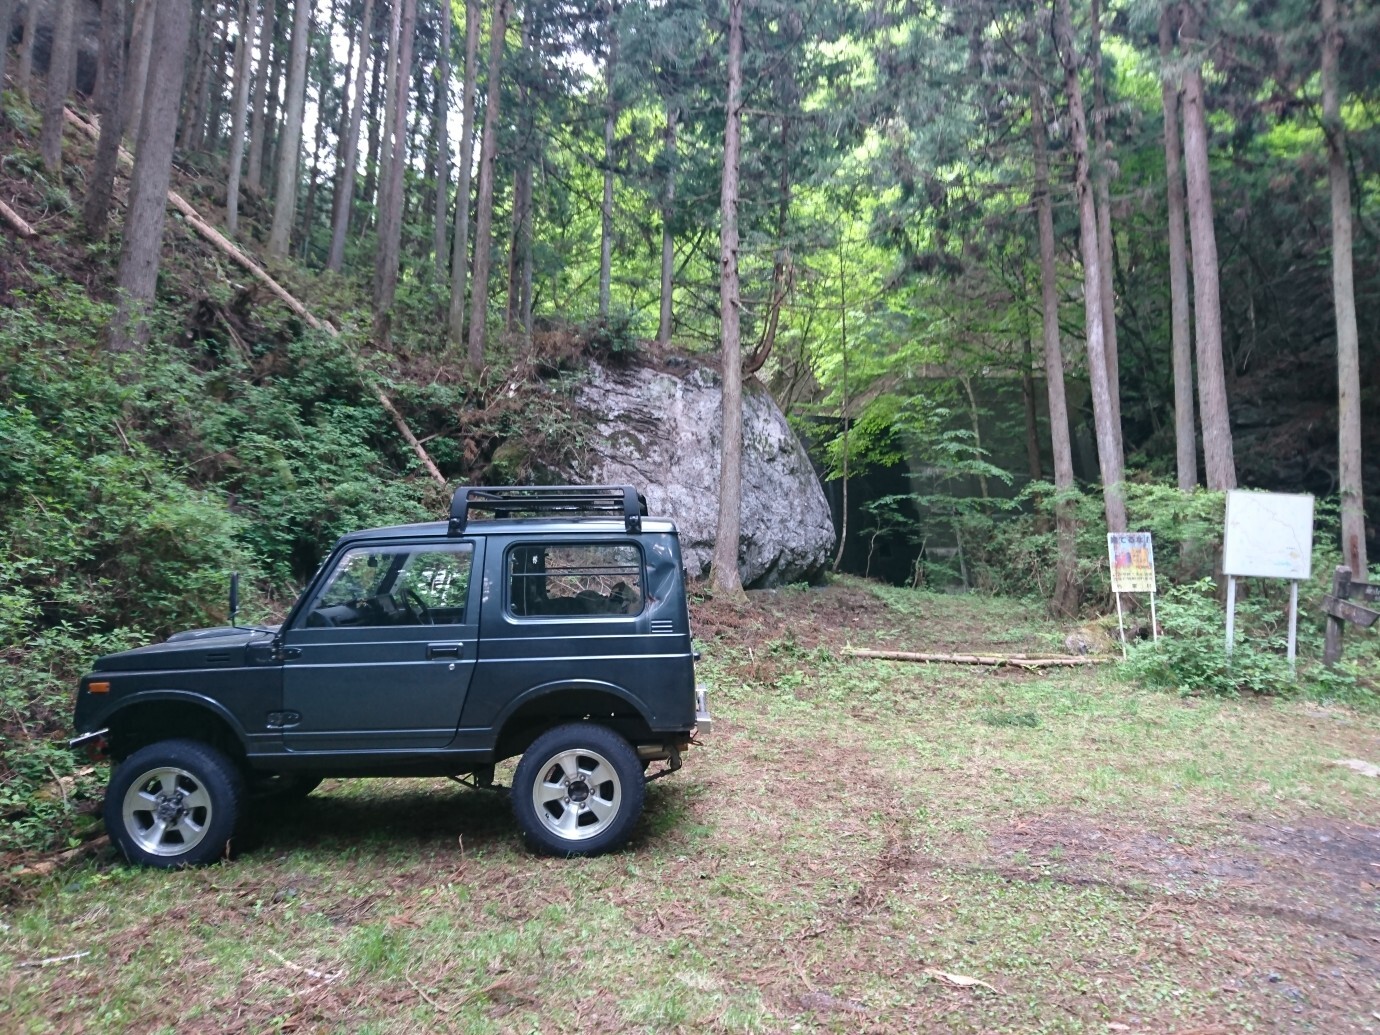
335;517;679;546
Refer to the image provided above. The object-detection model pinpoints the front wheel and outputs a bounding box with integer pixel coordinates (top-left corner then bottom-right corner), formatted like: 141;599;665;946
105;739;243;868
512;724;645;856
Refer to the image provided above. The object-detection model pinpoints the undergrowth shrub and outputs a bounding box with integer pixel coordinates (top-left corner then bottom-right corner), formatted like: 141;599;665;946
1122;579;1293;697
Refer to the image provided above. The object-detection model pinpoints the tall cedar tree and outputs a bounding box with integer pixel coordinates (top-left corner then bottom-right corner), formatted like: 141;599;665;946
1054;0;1126;533
268;0;312;257
38;0;78;172
1179;5;1236;490
711;0;746;596
599;1;619;317
247;0;274;191
657;105;677;345
227;0;258;236
447;0;481;346
83;0;128;238
15;0;38;99
1090;0;1121;439
328;0;376;271
109;0;194;354
373;0;419;346
0;0;13;95
1032;74;1081;616
432;0;452;280
468;0;511;367
123;0;155;147
1160;2;1197;491
1323;0;1367;576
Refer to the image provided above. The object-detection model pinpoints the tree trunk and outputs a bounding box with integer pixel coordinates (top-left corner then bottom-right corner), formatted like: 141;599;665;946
1055;0;1126;534
711;0;744;597
1160;3;1197;492
299;6;328;260
505;11;532;333
1021;321;1042;481
109;0;194;354
466;0;510;367
204;3;235;153
327;0;374;271
1180;5;1236;490
39;0;78;172
1323;0;1367;576
262;0;287;192
598;3;618;317
267;0;311;257
178;0;208;147
83;0;128;237
1090;0;1122;439
1032;78;1081;615
657;104;677;346
16;0;39;100
247;0;273;190
226;0;256;235
447;0;480;347
0;0;14;94
374;0;402;250
831;232;849;573
123;0;156;148
431;0;452;280
362;18;384;215
372;0;418;345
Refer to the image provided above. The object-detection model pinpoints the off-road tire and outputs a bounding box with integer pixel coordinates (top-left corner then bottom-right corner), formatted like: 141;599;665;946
105;739;243;868
512;723;644;856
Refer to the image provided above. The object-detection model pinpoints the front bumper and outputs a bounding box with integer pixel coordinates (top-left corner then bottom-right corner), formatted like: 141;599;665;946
69;728;110;760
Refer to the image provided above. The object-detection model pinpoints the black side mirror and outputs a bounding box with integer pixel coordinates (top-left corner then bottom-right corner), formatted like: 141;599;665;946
229;572;240;627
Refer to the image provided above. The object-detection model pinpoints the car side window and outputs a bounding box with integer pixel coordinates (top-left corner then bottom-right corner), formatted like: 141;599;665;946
508;543;643;618
305;545;473;627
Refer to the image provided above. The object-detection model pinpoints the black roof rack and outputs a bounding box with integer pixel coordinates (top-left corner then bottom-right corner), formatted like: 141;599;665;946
448;485;648;536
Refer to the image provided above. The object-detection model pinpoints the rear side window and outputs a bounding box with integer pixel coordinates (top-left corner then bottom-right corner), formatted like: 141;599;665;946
508;543;643;618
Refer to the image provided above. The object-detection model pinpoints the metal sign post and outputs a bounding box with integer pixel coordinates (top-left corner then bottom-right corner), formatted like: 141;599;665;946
1107;532;1158;659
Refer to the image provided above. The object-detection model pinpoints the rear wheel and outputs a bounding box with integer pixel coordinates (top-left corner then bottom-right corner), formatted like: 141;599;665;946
105;739;243;868
512;724;644;856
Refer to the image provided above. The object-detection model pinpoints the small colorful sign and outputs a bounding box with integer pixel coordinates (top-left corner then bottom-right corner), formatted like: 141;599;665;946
1108;532;1156;594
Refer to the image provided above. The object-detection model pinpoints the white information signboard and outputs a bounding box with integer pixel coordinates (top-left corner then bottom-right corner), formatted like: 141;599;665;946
1223;491;1314;580
1221;490;1315;673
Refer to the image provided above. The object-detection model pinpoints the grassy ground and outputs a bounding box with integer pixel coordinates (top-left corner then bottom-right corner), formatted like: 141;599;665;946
3;580;1379;1033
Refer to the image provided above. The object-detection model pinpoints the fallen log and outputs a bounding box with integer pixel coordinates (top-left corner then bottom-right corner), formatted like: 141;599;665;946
843;647;1113;668
8;835;110;881
0;197;37;237
62;108;446;488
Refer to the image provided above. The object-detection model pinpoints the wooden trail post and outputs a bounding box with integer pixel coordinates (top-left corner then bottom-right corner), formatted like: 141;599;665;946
1322;566;1380;666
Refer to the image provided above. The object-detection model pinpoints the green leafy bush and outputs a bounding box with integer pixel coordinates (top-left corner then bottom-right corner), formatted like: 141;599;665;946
1122;579;1293;697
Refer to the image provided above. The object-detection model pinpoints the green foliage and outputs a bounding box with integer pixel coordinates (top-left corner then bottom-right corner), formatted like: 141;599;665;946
579;308;642;366
1122;580;1293;698
0;280;435;853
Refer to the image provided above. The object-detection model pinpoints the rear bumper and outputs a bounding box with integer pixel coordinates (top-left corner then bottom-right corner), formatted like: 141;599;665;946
694;688;712;735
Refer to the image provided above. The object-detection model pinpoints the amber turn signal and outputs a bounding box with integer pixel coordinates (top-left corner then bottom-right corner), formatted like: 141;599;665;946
88;681;110;694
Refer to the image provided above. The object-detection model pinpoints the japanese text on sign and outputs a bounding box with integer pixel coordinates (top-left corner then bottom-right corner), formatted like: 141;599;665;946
1108;532;1156;594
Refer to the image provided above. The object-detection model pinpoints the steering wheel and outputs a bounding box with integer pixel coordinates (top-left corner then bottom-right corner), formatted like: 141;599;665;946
402;587;433;625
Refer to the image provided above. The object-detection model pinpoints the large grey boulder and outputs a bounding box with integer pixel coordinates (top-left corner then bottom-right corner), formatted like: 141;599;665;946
572;359;835;587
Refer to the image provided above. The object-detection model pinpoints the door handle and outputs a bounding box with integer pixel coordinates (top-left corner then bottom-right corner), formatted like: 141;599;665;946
427;643;462;659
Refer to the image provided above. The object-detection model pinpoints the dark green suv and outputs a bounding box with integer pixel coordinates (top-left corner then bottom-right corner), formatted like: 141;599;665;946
71;486;710;867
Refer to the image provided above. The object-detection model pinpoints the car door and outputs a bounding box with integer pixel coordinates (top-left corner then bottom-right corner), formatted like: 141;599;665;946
279;540;483;752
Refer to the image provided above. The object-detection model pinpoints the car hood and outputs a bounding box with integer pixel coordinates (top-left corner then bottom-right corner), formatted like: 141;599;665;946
93;626;280;672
